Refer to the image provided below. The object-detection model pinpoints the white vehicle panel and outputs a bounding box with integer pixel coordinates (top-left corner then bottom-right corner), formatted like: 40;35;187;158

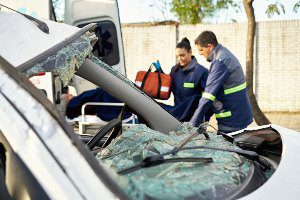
29;72;54;102
0;0;50;19
230;125;300;199
0;12;80;67
0;68;117;199
0;71;82;199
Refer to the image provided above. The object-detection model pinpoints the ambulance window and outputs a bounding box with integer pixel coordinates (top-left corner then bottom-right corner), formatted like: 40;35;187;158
78;21;120;66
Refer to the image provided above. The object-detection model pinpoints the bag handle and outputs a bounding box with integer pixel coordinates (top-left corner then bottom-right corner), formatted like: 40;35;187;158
140;64;153;89
140;64;162;99
156;71;162;99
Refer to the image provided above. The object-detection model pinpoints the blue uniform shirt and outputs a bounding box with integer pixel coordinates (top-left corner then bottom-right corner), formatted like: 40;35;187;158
190;44;253;131
170;57;208;106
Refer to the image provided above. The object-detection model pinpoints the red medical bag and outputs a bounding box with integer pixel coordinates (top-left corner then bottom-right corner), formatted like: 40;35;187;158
135;65;171;100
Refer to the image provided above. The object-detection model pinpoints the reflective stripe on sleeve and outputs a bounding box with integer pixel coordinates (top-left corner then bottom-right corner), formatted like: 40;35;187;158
224;82;247;95
202;92;215;101
215;111;232;118
183;82;194;88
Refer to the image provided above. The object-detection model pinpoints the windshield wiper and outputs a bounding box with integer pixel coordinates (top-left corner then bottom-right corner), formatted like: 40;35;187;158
164;145;271;171
118;143;271;175
118;123;214;175
0;4;49;34
118;155;213;175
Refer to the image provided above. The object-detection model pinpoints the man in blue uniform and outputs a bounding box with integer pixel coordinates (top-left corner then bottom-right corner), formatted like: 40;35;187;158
190;31;253;133
169;37;208;121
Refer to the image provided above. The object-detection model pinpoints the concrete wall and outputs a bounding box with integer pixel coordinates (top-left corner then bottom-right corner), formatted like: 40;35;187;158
121;20;300;112
255;21;300;112
122;25;177;82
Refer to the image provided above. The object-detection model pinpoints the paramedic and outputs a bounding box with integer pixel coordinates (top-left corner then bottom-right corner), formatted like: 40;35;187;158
171;37;208;106
190;31;253;133
170;37;208;121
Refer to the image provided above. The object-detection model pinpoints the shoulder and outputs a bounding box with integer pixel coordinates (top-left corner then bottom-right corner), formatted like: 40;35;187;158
195;63;208;73
212;58;226;67
190;57;206;70
215;45;240;68
215;57;227;65
208;59;230;76
215;55;240;73
170;64;179;74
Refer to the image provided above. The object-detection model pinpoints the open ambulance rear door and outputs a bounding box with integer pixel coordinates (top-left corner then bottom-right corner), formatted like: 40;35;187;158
65;0;126;94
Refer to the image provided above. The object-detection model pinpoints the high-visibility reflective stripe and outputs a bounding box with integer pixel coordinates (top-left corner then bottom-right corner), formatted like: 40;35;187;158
224;82;247;95
202;92;215;101
183;82;194;88
215;111;232;118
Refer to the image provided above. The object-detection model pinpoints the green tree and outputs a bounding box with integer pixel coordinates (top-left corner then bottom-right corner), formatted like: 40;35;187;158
170;0;240;24
266;0;300;17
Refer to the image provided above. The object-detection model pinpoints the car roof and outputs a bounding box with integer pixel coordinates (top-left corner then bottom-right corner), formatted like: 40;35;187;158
0;12;80;67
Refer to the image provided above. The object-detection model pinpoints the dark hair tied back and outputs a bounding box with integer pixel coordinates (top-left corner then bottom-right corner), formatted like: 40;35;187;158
181;37;190;44
176;37;191;51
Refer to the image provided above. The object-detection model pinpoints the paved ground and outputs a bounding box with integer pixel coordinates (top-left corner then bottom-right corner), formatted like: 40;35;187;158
260;112;300;131
207;112;300;132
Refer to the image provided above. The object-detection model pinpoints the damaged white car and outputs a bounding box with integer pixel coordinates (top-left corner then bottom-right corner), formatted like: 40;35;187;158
0;11;300;200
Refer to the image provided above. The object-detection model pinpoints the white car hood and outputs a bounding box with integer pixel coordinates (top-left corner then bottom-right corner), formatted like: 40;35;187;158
229;125;300;199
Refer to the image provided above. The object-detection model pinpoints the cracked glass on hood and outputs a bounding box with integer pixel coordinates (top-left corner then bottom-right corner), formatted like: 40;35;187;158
24;35;92;85
96;123;253;200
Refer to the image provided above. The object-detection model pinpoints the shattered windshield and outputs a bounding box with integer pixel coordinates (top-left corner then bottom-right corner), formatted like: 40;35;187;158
24;35;92;85
96;123;252;200
23;33;151;102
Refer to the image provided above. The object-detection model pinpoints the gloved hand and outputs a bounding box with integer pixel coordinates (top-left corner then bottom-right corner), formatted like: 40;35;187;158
197;122;210;140
152;60;162;72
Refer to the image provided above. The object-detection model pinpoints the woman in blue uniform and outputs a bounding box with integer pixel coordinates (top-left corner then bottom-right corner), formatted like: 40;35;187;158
169;38;208;121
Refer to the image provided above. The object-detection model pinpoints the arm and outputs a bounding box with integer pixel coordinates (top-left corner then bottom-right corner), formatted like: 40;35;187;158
199;68;208;92
190;60;229;127
194;67;208;95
